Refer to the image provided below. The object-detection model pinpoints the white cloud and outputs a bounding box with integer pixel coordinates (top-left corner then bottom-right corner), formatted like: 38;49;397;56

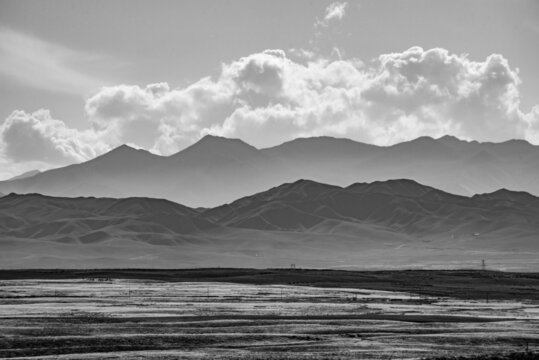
0;28;113;95
2;46;539;178
523;105;539;143
78;47;539;150
0;109;107;164
310;2;350;61
82;47;539;149
85;77;235;154
359;47;527;143
314;2;348;31
324;2;348;22
310;2;348;37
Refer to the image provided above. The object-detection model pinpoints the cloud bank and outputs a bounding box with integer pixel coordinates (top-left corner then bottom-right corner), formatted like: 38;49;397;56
0;109;110;162
1;46;539;178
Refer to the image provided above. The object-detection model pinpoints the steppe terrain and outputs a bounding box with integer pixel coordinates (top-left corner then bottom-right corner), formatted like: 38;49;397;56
1;270;538;359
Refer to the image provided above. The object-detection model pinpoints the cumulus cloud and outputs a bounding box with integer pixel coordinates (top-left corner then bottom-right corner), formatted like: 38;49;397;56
313;1;349;31
3;46;539;178
523;105;539;143
80;46;539;150
313;1;349;49
360;47;527;143
0;109;106;164
85;77;235;154
324;2;348;22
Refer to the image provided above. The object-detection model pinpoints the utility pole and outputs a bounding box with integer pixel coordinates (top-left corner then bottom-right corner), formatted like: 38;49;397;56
481;259;486;271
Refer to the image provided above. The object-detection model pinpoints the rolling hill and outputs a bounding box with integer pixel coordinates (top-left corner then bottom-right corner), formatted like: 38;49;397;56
0;193;216;244
201;179;539;241
1;179;538;270
1;135;539;207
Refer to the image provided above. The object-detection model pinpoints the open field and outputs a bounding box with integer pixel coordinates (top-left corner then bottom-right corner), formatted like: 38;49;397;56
0;270;538;359
2;269;539;300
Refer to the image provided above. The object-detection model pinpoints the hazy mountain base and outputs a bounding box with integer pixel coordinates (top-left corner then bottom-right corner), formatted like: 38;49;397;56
1;229;537;270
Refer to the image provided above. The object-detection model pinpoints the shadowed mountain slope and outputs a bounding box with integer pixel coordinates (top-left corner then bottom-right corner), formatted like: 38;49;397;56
200;179;539;239
0;193;215;246
1;135;539;207
1;179;538;269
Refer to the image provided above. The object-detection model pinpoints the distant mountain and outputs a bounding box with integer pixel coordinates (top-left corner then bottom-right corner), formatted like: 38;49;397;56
1;179;538;270
0;193;215;245
201;179;539;239
261;135;539;197
8;169;41;181
1;135;539;207
0;145;166;199
160;135;295;206
0;136;298;207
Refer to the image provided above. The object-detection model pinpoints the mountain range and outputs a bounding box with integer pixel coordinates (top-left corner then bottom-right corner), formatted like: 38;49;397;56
1;135;539;207
1;179;538;270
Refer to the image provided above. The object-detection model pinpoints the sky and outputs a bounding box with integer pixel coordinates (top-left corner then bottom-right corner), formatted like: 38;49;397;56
0;0;538;179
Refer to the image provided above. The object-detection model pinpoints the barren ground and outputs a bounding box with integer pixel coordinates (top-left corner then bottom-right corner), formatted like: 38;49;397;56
0;270;538;359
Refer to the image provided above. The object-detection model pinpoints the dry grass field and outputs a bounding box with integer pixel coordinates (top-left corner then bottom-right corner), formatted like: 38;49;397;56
0;270;538;359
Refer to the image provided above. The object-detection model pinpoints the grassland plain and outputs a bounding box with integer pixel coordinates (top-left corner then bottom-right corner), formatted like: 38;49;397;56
0;269;538;359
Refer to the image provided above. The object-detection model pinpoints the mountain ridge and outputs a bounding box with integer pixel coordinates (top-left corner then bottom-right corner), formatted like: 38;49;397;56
7;169;41;181
2;178;538;269
1;135;539;207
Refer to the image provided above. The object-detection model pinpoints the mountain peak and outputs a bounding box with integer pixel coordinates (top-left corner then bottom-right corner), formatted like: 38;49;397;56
109;144;140;154
83;144;162;172
196;134;254;147
398;135;467;146
273;136;358;145
262;136;379;158
171;135;260;161
473;188;537;202
438;135;465;143
200;134;228;141
99;144;159;158
390;136;437;148
495;138;534;150
501;138;531;145
285;179;341;192
346;178;441;197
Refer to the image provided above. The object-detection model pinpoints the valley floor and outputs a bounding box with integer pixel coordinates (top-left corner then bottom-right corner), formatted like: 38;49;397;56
0;270;538;359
